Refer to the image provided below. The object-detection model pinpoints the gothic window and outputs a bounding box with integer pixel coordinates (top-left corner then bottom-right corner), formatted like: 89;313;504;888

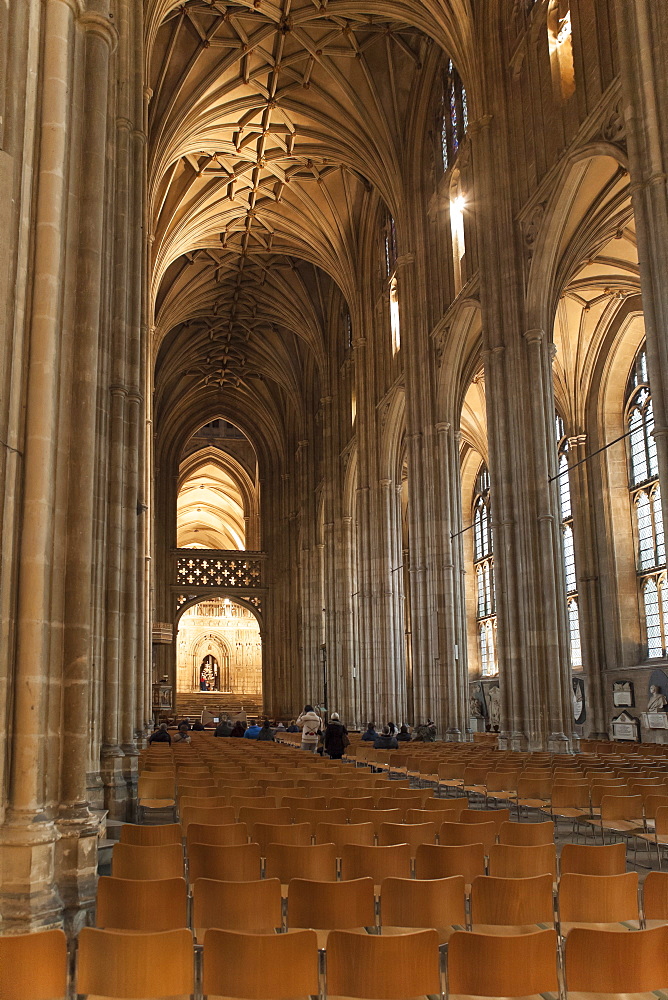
383;213;398;280
555;415;582;668
473;464;497;676
548;1;575;100
440;60;468;172
626;345;668;657
344;309;353;353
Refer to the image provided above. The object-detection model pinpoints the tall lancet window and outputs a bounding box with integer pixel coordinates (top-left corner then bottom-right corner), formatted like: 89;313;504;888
626;346;668;658
440;60;468;172
382;213;400;353
555;415;582;668
473;464;497;676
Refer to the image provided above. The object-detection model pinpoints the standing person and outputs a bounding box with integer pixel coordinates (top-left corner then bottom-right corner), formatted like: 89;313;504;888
323;712;348;760
256;719;275;741
295;704;322;752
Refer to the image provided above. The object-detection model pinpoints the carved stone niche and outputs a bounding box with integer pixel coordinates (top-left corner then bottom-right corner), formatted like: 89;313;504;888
601;101;626;145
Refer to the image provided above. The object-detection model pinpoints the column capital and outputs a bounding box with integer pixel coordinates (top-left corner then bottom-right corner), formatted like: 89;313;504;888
435;421;451;435
78;9;118;48
523;328;545;346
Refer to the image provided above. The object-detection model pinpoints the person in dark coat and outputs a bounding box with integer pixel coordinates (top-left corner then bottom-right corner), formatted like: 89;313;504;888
361;722;376;742
396;724;411;742
373;725;398;750
230;721;246;737
323;713;348;760
256;719;275;741
192;720;205;731
214;718;233;737
148;723;171;744
286;721;300;732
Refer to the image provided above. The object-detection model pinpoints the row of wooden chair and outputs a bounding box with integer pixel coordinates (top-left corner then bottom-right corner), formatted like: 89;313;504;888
8;922;668;1000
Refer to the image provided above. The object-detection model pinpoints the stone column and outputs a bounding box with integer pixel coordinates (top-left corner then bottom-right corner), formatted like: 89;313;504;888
56;3;116;931
0;0;74;929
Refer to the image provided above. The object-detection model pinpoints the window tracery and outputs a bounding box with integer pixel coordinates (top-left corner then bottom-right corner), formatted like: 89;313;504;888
473;465;497;676
555;414;582;668
626;346;668;658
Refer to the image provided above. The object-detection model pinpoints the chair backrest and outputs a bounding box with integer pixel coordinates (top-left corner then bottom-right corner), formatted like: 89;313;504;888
0;929;68;1000
329;796;375;815
251;821;312;855
202;928;319;999
96;877;187;931
381;875;466;930
288;877;376;931
470;874;554;927
238;806;292;828
283;796;327;816
600;794;643;820
265;842;338;883
179;795;229;813
460;808;511;833
560;842;626;876
487;843;557;879
188;842;262;882
517;776;552;798
315;821;374;849
137;775;175;799
350;807;402;833
326;929;441;1000
294;807;346;832
564;926;668;993
77;927;194;998
186;822;248;849
180;805;236;831
448;928;558;997
549;782;590;808
498;820;554;846
192;878;282;937
414;842;485;883
644;871;668;922
404;807;459;825
341;843;412;883
439;820;496;851
378;822;436;853
559;872;639;923
590;783;629;808
119;823;182;846
111;842;184;880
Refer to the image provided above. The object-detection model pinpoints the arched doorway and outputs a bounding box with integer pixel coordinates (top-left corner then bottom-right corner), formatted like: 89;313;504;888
175;597;263;718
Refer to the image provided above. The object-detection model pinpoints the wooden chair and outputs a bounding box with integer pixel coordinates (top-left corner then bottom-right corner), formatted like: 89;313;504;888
180;805;236;832
415;842;485;890
378;821;436;856
188;842;262;882
487;843;557;879
282;795;327;817
470;874;555;934
315;821;374;850
404;807;459;826
77;928;194;999
326;929;441;1000
136;775;175;819
294;806;346;834
119;822;181;846
636;803;668;867
178;794;228;813
485;770;520;807
232;795;278;816
265;842;338;887
498;820;554;846
424;796;470;818
560;841;627;875
328;796;375;817
202;928;319;1000
287;877;376;947
0;929;67;1000
380;875;466;943
515;775;552;814
96;877;187;931
111;842;183;880
564;926;668;996
192;878;282;940
558;872;640;934
251;821;311;856
448;928;559;999
589;794;644;843
185;821;248;849
349;807;402;835
439;820;496;853
463;766;490;801
460;807;511;835
341;843;412;888
643;871;668;928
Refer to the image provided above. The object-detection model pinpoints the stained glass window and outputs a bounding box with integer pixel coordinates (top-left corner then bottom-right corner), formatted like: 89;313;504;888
626;345;668;657
556;415;582;668
441;60;468;172
473;464;497;676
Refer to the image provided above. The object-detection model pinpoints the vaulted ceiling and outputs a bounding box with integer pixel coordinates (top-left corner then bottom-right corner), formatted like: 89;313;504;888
147;0;476;455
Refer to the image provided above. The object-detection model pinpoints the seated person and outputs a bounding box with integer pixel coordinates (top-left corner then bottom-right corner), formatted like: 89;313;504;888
396;724;411;742
214;717;233;737
373;725;398;750
148;723;171;744
244;720;262;739
361;722;377;742
256;719;275;741
172;721;191;744
191;720;205;731
286;720;300;732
